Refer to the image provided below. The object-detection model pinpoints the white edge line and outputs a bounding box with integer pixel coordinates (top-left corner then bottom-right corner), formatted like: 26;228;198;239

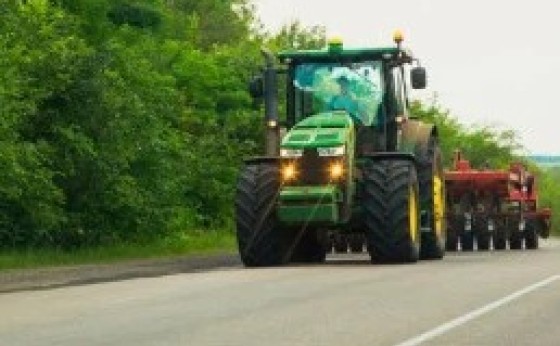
394;274;560;346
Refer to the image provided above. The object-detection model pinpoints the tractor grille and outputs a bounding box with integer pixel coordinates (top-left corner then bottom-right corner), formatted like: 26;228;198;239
297;149;335;185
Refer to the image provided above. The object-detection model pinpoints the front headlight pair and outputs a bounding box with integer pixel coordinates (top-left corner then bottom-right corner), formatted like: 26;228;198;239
281;161;345;182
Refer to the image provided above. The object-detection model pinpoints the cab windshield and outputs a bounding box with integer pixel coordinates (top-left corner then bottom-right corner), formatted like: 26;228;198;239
293;61;383;126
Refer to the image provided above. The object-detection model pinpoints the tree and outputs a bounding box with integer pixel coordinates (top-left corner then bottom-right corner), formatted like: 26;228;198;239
410;100;521;169
266;20;326;51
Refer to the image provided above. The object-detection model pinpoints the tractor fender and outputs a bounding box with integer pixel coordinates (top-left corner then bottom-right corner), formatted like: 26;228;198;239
362;152;417;164
400;119;438;157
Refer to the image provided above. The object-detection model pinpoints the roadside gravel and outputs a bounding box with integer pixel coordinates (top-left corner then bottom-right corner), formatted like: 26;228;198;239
0;253;241;293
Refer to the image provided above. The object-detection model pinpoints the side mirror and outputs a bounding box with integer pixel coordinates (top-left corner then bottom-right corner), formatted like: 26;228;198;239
248;76;264;99
411;66;427;89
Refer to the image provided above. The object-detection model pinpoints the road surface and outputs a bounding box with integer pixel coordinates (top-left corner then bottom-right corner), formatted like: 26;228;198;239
1;239;559;346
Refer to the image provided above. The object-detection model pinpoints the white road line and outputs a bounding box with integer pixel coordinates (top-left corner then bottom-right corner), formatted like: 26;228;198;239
395;274;560;346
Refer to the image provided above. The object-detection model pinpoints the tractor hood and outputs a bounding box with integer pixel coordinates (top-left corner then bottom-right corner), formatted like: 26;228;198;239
281;112;354;149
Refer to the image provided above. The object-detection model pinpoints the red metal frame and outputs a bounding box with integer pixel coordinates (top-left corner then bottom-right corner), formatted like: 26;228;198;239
445;151;551;231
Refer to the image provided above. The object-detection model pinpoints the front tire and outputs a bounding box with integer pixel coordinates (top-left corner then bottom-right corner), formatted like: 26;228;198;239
235;163;291;267
363;159;421;263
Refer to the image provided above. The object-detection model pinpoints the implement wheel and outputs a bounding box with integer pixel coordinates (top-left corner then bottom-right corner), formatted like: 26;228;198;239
235;163;292;267
474;218;490;251
363;159;421;263
509;232;523;250
418;137;446;260
494;232;507;250
445;220;459;251
525;221;539;250
476;233;491;251
461;232;474;251
446;231;459;251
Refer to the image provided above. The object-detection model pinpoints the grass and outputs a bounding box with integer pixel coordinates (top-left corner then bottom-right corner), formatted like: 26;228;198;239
0;230;237;272
2;229;556;272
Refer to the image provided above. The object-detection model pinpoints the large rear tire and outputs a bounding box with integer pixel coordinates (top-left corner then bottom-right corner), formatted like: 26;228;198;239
363;159;421;263
235;163;291;267
418;138;446;260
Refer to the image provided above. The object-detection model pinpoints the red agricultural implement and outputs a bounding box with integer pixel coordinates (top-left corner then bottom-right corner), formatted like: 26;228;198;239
445;151;551;251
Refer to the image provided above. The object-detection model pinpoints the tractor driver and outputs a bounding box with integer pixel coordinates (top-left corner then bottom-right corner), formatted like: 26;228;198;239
328;75;361;123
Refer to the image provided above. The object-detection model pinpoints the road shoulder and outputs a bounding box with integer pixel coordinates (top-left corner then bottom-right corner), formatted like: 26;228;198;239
0;253;240;293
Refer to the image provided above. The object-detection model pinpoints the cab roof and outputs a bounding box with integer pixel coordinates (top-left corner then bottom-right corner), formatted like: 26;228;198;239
277;46;400;63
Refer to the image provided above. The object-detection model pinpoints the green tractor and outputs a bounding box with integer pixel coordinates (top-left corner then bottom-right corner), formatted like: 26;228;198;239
235;32;446;266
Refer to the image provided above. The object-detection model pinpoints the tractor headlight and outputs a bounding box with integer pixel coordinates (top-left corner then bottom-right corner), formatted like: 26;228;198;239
281;163;298;182
329;162;344;180
318;145;345;157
280;148;303;158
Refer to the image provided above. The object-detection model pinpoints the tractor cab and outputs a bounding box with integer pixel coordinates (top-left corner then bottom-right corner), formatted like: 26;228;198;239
250;34;427;159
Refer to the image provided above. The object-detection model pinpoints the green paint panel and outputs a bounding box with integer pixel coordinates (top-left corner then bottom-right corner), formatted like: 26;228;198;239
286;133;311;142
295;112;353;129
278;186;341;224
282;128;346;148
278;204;339;224
281;113;352;149
280;186;340;203
315;133;340;141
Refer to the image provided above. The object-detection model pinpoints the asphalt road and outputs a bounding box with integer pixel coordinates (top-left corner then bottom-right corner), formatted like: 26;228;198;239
1;239;559;346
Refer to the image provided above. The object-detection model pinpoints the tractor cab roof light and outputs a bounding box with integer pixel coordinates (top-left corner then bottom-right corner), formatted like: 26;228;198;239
393;30;404;46
327;37;343;52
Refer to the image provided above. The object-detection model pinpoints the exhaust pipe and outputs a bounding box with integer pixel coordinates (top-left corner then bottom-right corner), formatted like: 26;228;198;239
261;49;280;157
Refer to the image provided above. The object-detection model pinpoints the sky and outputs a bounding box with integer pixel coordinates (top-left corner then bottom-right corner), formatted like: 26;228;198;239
251;0;560;155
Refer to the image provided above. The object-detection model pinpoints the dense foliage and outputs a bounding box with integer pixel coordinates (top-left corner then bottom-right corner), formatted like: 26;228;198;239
0;0;322;248
410;100;522;168
0;1;554;249
536;167;560;234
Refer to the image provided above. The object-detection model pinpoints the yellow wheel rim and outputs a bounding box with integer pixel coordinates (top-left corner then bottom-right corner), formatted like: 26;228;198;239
433;173;445;237
409;186;419;242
